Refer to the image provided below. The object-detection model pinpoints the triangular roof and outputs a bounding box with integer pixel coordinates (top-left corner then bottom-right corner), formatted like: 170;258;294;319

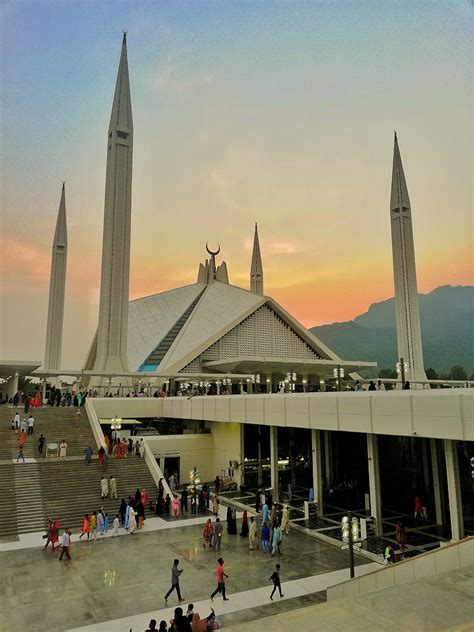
127;283;205;370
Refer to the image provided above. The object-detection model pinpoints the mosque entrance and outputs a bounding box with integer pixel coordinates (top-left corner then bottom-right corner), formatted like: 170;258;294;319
163;456;180;484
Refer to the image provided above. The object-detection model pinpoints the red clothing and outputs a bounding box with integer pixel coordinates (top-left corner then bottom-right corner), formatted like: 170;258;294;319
216;564;224;583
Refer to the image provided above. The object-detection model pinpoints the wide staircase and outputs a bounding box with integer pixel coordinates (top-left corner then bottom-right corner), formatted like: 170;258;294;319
0;405;157;539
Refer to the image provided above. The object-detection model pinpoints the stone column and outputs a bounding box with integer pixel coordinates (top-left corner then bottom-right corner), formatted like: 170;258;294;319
430;439;443;525
7;373;19;401
367;434;382;536
444;439;464;540
421;438;430;494
239;423;245;489
311;429;323;515
270;425;279;501
324;431;333;487
42;378;47;402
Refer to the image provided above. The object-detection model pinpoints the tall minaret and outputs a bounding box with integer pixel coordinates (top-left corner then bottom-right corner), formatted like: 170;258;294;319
390;133;426;386
94;33;133;375
44;183;68;371
250;222;264;295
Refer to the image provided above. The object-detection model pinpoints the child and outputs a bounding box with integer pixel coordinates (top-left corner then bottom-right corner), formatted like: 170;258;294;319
269;564;284;600
79;514;90;540
104;512;109;532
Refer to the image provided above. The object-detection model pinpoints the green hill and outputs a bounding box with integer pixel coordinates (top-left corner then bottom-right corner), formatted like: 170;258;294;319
310;285;474;375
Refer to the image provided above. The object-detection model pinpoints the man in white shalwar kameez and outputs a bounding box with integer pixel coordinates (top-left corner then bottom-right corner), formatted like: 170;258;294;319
101;477;109;499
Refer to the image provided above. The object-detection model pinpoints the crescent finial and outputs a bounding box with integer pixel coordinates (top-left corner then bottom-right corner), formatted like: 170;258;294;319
206;242;220;256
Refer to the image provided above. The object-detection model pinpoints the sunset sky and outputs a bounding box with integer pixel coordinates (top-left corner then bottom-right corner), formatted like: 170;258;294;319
0;1;472;368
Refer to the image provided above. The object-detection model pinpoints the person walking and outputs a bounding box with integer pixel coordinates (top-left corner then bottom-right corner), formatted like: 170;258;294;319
17;429;27;449
90;511;97;540
97;510;105;537
269;564;284;600
271;524;282;555
164;559;185;603
38;434;45;456
112;514;120;536
248;516;257;550
101;477;109;499
281;505;290;535
79;514;90;540
59;528;71;561
13;411;20;432
59;439;68;460
109;475;117;499
27;414;34;435
84;446;93;464
261;522;270;554
128;507;137;534
210;558;229;601
262;502;270;525
16;445;26;463
213;517;223;551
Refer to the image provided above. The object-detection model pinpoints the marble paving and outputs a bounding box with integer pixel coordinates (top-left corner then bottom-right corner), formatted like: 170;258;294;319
0;513;373;631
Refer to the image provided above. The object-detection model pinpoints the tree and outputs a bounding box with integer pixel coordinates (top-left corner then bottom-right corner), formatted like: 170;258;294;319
448;365;467;381
379;368;397;379
425;368;438;380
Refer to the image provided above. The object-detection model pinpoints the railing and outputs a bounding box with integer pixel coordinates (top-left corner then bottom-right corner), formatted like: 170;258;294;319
84;397;172;497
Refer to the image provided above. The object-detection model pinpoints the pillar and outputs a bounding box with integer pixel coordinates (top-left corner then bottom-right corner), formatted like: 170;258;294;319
42;378;47;402
430;439;443;525
7;373;19;401
239;423;245;488
270;425;279;501
444;439;464;540
311;429;323;515
324;431;333;487
257;426;263;487
421;438;430;494
367;434;382;536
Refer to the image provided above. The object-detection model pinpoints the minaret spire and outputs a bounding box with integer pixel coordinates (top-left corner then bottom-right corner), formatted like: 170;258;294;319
390;133;426;387
250;222;264;295
93;34;133;377
44;183;68;372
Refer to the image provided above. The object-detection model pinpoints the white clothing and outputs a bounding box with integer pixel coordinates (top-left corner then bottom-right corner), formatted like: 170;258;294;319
169;475;176;492
59;442;67;459
139;443;145;458
110;478;117;498
28;417;34;427
101;479;109;497
20;420;28;432
14;413;20;428
128;510;137;533
112;517;119;536
376;383;386;391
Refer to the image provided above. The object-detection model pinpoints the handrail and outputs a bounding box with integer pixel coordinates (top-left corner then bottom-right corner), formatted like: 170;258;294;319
85;397;172;497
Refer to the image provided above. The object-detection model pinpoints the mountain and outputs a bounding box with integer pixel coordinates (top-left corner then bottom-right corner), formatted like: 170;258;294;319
310;286;474;375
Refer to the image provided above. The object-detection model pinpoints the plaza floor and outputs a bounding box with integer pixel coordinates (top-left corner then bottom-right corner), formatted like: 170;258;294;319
221;486;452;558
0;512;373;631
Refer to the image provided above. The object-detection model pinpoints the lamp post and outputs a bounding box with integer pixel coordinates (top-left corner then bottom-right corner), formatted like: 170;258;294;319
396;358;408;388
341;511;360;579
111;415;122;441
333;367;345;392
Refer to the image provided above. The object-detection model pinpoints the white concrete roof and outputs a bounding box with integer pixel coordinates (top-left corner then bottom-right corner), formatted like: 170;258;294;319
158;282;266;373
126;280;350;375
127;283;205;370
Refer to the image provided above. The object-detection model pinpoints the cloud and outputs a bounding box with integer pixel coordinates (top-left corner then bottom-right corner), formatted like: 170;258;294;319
0;237;50;289
143;55;214;95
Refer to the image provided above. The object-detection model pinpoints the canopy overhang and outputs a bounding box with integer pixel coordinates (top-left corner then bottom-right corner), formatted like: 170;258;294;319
202;357;377;376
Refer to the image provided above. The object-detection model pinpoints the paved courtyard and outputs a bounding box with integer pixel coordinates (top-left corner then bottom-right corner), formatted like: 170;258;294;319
0;515;372;631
